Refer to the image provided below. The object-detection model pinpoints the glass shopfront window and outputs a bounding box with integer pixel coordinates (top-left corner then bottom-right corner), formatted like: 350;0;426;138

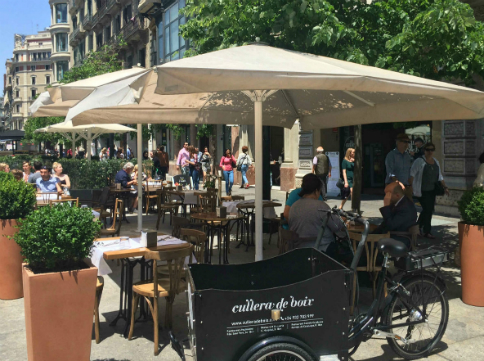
157;0;187;63
56;33;68;52
55;4;68;24
56;61;69;81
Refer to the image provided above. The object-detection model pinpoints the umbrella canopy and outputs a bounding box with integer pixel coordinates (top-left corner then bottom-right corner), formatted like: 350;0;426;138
150;43;484;262
67;71;295;128
29;92;54;116
31;99;79;118
35;120;135;160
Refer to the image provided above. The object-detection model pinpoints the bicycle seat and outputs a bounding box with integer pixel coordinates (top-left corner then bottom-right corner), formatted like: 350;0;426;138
377;238;408;258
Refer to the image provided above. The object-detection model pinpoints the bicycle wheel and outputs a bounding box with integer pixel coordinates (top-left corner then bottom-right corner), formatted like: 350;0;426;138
245;343;315;361
384;276;449;360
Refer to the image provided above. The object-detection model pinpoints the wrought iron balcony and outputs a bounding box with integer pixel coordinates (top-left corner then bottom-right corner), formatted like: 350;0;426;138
83;13;93;30
121;16;146;41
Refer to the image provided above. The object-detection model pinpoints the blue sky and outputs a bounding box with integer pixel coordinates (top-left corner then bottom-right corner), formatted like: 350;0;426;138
0;1;51;94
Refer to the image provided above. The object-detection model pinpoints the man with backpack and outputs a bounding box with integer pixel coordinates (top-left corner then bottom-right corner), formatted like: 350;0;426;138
312;146;332;201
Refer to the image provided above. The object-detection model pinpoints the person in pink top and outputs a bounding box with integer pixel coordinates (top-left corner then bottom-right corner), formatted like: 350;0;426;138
176;141;190;176
220;149;237;196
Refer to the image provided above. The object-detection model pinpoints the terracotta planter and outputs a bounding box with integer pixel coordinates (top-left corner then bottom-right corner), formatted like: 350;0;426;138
0;219;23;300
23;262;98;361
459;223;484;307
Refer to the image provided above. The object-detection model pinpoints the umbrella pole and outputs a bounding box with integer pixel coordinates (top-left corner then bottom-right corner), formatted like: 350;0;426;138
254;99;263;261
87;130;92;161
137;123;143;231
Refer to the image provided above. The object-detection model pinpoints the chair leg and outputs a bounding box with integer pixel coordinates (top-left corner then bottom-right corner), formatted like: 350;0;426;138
154;296;160;356
146;197;149;216
165;299;173;330
128;293;140;340
94;289;101;344
156;211;161;230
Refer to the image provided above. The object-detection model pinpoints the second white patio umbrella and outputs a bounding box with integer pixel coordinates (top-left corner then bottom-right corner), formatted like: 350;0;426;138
36;120;135;160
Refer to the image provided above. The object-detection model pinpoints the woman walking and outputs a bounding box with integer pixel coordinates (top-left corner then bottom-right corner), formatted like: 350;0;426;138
187;146;201;190
236;146;253;189
220;149;236;196
200;147;212;183
339;148;355;210
409;142;449;238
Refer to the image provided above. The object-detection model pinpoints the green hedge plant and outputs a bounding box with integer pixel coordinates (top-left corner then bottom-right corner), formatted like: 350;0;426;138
457;186;484;226
14;203;102;273
0;173;36;220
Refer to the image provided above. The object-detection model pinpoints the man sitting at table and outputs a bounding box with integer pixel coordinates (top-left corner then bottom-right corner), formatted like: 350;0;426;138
36;166;63;194
373;184;418;248
115;162;138;213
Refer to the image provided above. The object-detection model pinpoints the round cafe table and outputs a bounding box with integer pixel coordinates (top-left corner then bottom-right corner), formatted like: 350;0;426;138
190;212;244;264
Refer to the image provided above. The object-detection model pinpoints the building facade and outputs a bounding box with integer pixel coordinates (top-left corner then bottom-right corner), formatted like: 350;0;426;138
49;0;73;84
6;31;53;131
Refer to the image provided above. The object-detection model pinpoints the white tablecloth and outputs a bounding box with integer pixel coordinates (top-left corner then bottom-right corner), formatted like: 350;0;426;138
36;193;58;202
91;235;193;276
222;199;278;219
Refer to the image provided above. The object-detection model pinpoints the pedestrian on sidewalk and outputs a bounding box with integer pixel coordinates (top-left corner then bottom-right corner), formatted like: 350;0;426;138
156;146;169;180
339;148;355;210
187;146;201;190
176;141;190;176
385;133;414;200
201;146;212;183
237;145;252;189
312;146;331;200
220;149;236;196
409;142;449;239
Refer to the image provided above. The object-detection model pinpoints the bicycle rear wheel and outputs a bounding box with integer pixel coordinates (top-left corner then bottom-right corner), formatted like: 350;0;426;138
244;343;315;361
384;276;449;360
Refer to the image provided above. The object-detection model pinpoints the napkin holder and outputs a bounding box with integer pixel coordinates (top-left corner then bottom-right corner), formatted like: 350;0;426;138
146;230;158;248
176;185;183;191
216;206;227;218
115;183;121;190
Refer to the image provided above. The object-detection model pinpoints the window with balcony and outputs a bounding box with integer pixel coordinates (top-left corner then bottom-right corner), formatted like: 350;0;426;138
46;65;51;71
56;3;68;24
57;61;69;81
158;0;187;63
123;5;132;25
31;89;37;98
105;25;111;42
31;65;36;71
46;76;51;85
56;33;68;52
15;54;19;62
89;34;94;51
87;0;92;16
16;77;19;85
115;15;121;34
73;16;78;29
15;90;19;98
8;77;11;85
16;105;20;113
96;33;103;48
32;77;36;85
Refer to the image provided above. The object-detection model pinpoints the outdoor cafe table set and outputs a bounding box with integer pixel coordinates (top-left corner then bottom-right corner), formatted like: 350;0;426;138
90;234;194;337
36;193;100;219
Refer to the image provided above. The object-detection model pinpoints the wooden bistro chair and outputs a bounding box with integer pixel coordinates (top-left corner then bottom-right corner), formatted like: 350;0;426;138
93;276;104;344
156;189;180;228
179;228;207;264
91;186;116;227
49;197;80;207
145;180;162;215
391;224;420;251
128;244;194;356
98;199;123;237
172;215;191;238
348;231;390;314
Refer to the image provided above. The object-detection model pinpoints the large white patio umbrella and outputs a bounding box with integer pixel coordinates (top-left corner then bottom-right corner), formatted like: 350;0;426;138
71;44;484;261
152;44;484;262
35;120;135;160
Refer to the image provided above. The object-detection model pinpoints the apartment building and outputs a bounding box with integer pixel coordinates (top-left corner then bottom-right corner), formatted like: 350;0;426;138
49;1;74;84
68;0;153;69
6;31;53;131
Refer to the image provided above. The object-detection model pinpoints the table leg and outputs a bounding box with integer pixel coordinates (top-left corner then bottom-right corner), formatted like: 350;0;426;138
122;258;138;338
109;259;127;327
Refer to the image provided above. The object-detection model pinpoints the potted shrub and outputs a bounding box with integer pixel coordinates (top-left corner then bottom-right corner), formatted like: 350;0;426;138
457;187;484;306
14;203;101;361
0;172;36;300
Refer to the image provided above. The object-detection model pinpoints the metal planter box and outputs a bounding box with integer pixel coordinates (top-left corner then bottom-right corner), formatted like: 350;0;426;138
186;248;351;361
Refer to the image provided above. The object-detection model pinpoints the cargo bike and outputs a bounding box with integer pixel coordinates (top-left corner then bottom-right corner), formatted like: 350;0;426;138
171;207;449;361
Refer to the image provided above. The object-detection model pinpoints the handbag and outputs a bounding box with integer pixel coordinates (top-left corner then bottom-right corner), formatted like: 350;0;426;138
434;181;445;196
336;178;345;189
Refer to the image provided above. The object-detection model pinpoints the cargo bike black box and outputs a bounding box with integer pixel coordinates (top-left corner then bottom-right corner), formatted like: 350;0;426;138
186;248;352;361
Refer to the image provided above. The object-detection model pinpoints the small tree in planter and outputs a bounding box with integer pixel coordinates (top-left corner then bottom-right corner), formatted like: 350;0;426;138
457;187;484;307
0;172;36;300
14;203;101;361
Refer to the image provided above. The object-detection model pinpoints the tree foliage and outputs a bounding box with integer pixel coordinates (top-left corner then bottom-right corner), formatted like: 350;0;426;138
23;116;65;144
59;45;123;84
181;0;484;85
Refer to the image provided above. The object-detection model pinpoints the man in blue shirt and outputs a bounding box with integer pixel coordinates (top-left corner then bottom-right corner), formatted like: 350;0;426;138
36;167;63;194
282;182;324;229
385;133;414;199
